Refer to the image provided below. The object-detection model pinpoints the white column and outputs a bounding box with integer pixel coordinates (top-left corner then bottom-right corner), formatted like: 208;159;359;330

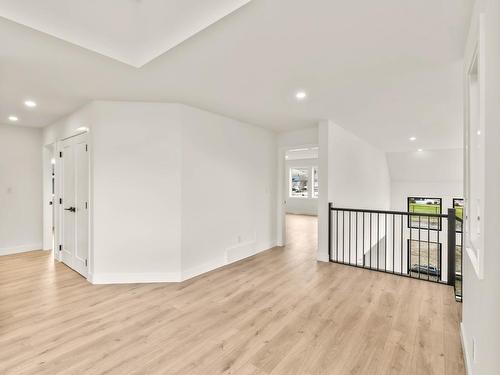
317;120;331;262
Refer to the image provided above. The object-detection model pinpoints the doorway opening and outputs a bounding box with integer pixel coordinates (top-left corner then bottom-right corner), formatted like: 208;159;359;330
277;145;319;247
44;132;90;279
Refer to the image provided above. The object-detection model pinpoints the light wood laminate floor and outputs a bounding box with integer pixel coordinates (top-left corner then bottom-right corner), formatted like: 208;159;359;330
0;214;464;374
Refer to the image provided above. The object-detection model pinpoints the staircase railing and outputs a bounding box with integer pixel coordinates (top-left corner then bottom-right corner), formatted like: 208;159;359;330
328;203;462;300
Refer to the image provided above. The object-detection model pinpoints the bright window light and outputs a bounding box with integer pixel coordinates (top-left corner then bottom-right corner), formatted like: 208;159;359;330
289;168;309;198
295;91;307;100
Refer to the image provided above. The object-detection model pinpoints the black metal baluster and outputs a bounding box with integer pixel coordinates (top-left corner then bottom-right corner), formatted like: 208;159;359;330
355;212;358;266
328;204;332;261
385;214;387;272
342;211;345;263
461;229;464;291
409;215;412;277
377;213;380;270
447;209;456;287
401;214;404;275
392;214;395;274
348;211;351;264
336;210;339;262
418;216;421;279
362;213;365;267
370;213;372;269
427;216;430;281
437;222;440;282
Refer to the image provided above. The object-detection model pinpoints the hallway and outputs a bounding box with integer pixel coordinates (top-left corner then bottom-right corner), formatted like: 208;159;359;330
0;214;464;374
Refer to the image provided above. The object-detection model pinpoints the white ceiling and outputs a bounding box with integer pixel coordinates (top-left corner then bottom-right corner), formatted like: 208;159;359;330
0;0;473;151
0;0;251;67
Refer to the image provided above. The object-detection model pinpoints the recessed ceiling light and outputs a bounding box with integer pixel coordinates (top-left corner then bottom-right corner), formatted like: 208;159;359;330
295;91;307;100
24;100;37;108
76;126;89;132
409;136;417;141
417;149;423;152
8;115;18;122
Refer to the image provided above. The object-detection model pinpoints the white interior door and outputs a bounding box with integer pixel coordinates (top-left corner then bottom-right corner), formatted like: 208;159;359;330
60;133;89;277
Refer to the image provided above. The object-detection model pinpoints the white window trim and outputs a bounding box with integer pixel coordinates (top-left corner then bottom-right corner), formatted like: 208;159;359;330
312;166;319;199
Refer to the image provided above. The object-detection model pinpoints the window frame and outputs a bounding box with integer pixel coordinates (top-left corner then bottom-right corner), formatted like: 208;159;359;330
312;166;319;199
407;197;443;231
453;198;464;233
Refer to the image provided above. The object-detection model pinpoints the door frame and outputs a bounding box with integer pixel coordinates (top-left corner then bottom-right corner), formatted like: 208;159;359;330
47;130;92;280
42;143;56;251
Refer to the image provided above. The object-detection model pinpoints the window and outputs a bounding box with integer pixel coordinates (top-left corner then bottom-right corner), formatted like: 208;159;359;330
407;197;442;231
407;239;442;281
464;31;483;278
312;167;318;198
288;166;318;198
289;168;309;198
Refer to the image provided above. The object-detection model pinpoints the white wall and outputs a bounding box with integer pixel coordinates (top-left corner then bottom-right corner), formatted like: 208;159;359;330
328;123;391;210
180;105;276;278
277;127;318;148
91;102;183;281
0;124;43;255
462;1;500;374
387;149;463;212
285;158;318;215
43;101;277;283
45;101;183;282
43;103;95;145
317;121;391;261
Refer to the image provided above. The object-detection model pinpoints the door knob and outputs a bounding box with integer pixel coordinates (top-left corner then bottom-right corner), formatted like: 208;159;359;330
64;207;76;212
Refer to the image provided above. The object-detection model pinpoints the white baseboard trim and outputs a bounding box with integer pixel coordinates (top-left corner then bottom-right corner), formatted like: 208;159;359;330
88;241;278;284
461;322;472;375
316;252;329;262
181;256;227;281
89;272;181;284
181;240;277;281
0;244;42;256
285;211;318;216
